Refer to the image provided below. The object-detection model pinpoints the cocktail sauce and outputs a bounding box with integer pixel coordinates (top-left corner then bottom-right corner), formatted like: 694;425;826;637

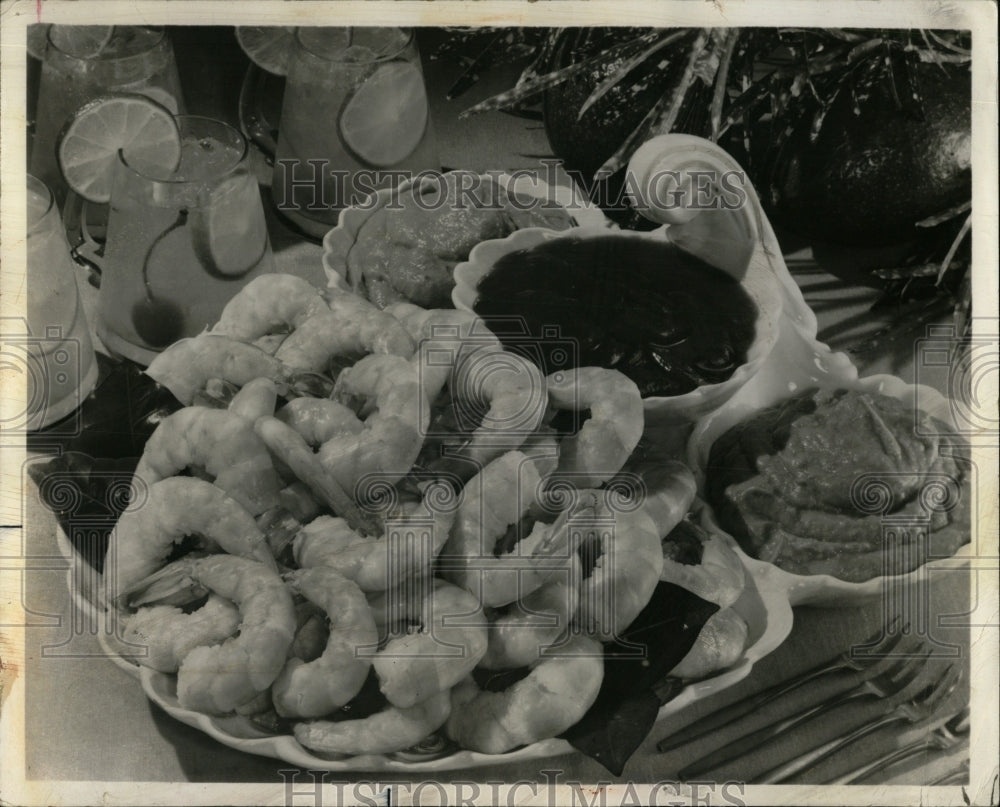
473;235;758;397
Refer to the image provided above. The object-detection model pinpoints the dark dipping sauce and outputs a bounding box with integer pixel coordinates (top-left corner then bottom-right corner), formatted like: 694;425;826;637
473;235;759;397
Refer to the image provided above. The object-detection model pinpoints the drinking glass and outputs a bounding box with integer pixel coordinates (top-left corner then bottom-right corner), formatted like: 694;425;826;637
30;26;184;213
96;116;276;365
269;27;439;238
25;175;99;430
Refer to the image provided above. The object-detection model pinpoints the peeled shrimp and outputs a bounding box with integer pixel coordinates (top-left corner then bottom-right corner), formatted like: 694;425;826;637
293;491;456;592
572;491;664;641
625;462;744;608
124;554;296;714
213;274;329;343
122;595;240;673
388;304;500;404
441;450;573;608
228;377;278;422
367;579;487;708
479;554;582;670
145;333;287;406
294;688;451;756
545;368;644;488
446;343;548;468
106;476;275;600
445;634;604;754
275;292;415;373
276;397;363;446
134;406;284;516
318;354;428;498
271;567;378;718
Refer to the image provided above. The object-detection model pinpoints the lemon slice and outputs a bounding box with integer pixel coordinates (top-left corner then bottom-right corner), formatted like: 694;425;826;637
57;93;181;203
235;27;295;76
49;25;114;58
191;174;269;277
337;60;429;168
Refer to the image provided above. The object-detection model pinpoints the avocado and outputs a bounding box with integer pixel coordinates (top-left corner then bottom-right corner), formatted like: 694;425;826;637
766;62;970;246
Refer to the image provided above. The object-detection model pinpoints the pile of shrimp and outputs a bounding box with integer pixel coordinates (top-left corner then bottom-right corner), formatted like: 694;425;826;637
109;273;740;760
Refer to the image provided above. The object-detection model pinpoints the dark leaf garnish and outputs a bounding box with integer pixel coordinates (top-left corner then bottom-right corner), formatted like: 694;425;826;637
27;356;182;572
561;582;719;775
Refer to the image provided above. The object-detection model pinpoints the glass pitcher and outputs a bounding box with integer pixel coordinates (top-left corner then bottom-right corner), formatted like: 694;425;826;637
89;116;275;365
30;26;184;218
25;175;99;430
263;27;440;239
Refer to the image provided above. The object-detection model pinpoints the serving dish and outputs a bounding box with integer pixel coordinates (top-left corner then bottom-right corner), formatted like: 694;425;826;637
43;135;971;773
321;170;612;294
50;520;793;772
452;223;784;427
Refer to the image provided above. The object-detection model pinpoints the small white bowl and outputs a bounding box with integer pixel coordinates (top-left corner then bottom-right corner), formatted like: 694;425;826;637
322;170;611;297
453;224;785;426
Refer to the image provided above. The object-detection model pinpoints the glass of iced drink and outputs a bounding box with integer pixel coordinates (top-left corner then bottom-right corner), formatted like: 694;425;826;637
25;175;99;430
97;116;275;365
30;26;184;211
271;27;439;239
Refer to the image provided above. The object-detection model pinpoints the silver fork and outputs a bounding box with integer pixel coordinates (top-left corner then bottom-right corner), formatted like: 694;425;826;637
678;651;929;779
756;664;960;783
825;705;969;785
657;621;910;753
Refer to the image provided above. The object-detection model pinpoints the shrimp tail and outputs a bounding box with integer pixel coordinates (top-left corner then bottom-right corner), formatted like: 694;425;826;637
121;558;208;609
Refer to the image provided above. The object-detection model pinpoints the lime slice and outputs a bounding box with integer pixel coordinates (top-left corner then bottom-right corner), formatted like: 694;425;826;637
235;27;295;76
191;174;269;277
57;93;181;203
27;24;51;61
337;60;429;168
49;25;114;58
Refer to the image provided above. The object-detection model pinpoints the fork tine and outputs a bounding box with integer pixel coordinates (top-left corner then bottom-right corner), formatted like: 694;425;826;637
921;665;960;712
884;653;929;693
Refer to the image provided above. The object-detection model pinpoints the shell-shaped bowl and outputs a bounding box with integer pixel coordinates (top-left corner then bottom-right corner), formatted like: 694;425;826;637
322;170;612;296
687;318;973;606
453;224;785;426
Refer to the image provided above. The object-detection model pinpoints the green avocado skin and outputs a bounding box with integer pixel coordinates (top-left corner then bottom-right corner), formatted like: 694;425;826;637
767;63;971;246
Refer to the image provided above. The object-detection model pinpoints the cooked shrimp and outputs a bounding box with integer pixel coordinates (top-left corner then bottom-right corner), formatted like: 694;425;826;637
228;377;278;422
669;607;748;680
479;554;582;670
276;397;363;446
294;688;451;756
254;415;379;537
389;305;500;404
622;462;743;608
318;354;428;498
122;595;240;673
572;491;664;641
274;292;415;374
293;491;457;592
441;450;573;608
367;579;487;708
545;368;644;488
106;476;275;600
145;333;287;406
124;555;296;714
213;274;329;342
271;567;378;718
445;634;604;754
662;518;745;609
446;344;548;468
134;406;284;516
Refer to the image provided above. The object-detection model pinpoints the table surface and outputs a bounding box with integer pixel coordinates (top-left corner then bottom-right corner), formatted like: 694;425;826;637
19;27;970;790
